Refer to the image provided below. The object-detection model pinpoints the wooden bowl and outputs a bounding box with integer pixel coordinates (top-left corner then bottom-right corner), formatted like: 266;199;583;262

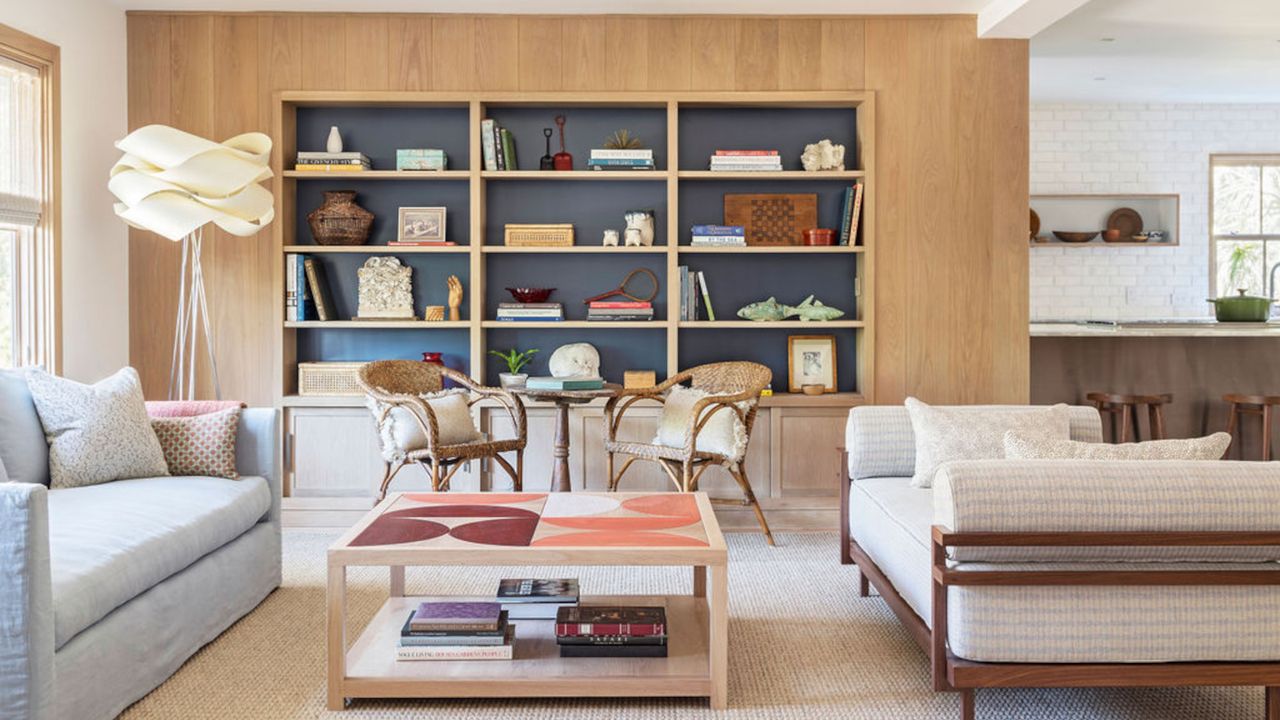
801;384;826;396
506;287;555;303
1052;231;1100;243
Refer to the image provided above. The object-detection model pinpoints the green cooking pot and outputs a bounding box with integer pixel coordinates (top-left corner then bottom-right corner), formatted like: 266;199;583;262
1207;289;1275;322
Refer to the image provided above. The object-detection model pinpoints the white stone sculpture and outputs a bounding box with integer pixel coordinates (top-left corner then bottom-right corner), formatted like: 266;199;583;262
801;138;845;172
356;256;415;319
548;343;601;378
602;229;620;246
624;209;655;246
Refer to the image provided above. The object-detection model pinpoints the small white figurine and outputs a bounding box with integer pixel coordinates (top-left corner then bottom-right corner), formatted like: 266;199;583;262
801;138;845;172
623;227;643;247
602;229;620;247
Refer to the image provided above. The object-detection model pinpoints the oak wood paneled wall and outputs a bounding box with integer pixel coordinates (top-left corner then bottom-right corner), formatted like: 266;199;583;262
125;12;1029;406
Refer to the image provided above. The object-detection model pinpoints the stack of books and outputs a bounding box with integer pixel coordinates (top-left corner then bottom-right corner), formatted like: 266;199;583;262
480;119;518;171
555;606;668;658
708;150;781;172
285;253;335;322
526;376;604;391
677;267;716;321
497;578;580;620
396;601;514;661
294;151;371;172
587;300;653;322
587;149;655;171
837;183;865;246
395;148;448;171
690;224;746;247
495;303;563;322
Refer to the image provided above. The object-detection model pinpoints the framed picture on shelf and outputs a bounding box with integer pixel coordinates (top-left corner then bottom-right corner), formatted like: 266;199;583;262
787;335;837;393
397;206;446;242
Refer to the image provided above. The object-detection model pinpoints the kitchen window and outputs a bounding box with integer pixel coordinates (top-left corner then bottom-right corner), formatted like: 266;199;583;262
1210;155;1280;302
0;26;58;370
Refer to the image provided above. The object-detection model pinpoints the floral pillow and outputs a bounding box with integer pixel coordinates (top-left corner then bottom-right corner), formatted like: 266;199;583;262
151;407;242;479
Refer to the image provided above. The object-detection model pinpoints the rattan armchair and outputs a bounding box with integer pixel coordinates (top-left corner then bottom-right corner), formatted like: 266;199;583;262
603;361;774;545
358;360;527;500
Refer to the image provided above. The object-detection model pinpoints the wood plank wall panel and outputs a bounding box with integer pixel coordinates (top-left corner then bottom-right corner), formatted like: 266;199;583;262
125;13;1029;406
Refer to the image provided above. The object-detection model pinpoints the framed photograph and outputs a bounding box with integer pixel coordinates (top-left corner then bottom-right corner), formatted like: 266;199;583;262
787;335;837;393
397;206;446;242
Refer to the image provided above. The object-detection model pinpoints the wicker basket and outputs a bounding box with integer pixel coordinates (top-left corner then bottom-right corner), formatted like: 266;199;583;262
298;362;367;396
307;191;373;246
504;223;575;247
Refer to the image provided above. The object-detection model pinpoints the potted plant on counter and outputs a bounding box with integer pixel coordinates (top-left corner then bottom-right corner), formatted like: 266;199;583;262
489;347;538;389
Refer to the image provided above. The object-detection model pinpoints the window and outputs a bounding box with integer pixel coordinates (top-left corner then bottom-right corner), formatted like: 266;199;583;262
0;27;58;370
1210;155;1280;301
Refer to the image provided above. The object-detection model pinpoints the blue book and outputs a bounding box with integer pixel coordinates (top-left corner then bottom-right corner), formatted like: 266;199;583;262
690;224;745;236
296;254;309;321
526;376;604;391
586;158;655;166
838;186;853;246
496;316;563;322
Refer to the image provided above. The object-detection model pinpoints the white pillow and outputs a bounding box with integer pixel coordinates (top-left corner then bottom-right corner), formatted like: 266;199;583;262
905;397;1071;488
653;386;750;459
1004;430;1231;461
370;390;481;462
25;367;170;488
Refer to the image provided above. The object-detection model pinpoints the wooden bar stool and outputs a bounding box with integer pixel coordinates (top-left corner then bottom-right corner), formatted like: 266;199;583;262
1224;394;1280;461
1085;392;1172;443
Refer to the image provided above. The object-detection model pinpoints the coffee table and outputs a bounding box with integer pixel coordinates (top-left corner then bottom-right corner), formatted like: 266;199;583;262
327;491;729;709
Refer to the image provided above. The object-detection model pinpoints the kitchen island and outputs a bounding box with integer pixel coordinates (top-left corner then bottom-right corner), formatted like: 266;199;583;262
1031;320;1280;457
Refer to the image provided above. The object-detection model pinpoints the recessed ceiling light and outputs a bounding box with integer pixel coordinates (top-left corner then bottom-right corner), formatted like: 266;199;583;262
1094;76;1107;81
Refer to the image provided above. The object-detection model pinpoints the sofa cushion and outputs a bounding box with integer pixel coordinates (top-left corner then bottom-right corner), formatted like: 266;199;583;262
0;368;50;486
848;476;934;622
47;475;271;649
1004;429;1231;461
905;398;1071;488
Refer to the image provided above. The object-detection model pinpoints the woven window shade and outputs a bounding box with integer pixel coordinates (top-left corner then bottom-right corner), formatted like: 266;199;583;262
0;56;42;227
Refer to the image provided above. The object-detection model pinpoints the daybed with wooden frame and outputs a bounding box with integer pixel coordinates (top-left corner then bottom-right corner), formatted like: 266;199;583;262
840;405;1280;720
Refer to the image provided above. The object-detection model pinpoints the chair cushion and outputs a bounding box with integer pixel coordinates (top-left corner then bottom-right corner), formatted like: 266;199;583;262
369;390;480;462
47;475;271;649
1003;430;1231;461
0;368;50;486
653;387;748;460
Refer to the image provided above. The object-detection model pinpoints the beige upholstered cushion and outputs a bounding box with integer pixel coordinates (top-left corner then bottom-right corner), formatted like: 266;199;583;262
26;367;170;488
904;397;1070;488
1004;430;1231;461
369;390;480;462
151;407;242;479
654;386;749;459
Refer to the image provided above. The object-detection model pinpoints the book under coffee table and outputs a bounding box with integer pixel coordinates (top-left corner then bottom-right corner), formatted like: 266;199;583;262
326;491;730;710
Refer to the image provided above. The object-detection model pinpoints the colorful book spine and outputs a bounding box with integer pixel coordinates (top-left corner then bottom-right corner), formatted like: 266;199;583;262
697;271;716;322
285;253;297;322
690;237;747;246
295;254;309;322
589;301;651;309
295;158;370;166
678;266;688;321
556;621;666;637
500;128;517;171
395;644;513;661
590;149;653;159
496;316;563;322
689;225;745;236
292;165;369;172
303;257;332;322
480;119;498;171
493;123;506;171
586;158;655;166
714;150;779;156
849;182;865;245
838;186;853;247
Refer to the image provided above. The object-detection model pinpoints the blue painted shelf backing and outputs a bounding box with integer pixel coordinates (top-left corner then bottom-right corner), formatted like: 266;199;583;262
483;106;667;170
296;106;471;170
677;107;856;171
485;180;666;246
293;253;470;321
298;328;470;372
680;328;857;394
295;180;471;247
678;179;856;244
683;255;856;320
485;254;668;320
484;327;666;387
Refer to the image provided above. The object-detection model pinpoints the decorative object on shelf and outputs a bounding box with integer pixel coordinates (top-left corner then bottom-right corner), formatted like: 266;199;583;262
801;384;825;396
623;227;642;246
802;228;835;246
1131;233;1150;242
624;208;656;246
489;347;539;389
788;335;837;393
298;361;365;397
423;305;445;322
1029;209;1040;241
1051;231;1099;243
1103;228;1122;242
540;128;555;170
1107;207;1143;239
604;129;643;149
356;257;415;320
583;267;660;304
549;343;600;378
326;125;343;153
396;149;448;171
507;287;555;304
108;124;274;399
624;370;657;389
1208;289;1275;323
724;193;818;246
1147;230;1165;242
800;139;845;172
447;275;463;322
398;206;446;243
553;114;573;171
308;190;373;246
420;352;444;365
602;229;620;246
736;295;845;322
504;223;575;247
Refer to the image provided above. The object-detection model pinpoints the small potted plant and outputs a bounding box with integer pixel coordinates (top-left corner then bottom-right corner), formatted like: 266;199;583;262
488;347;538;389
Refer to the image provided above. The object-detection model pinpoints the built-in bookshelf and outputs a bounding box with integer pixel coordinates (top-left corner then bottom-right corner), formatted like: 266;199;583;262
273;91;874;407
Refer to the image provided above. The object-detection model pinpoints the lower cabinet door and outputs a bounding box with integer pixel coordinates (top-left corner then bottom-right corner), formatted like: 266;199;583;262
286;407;385;497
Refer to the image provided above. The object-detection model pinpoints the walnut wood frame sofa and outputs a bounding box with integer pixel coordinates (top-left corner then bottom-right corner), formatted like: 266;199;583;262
840;405;1280;720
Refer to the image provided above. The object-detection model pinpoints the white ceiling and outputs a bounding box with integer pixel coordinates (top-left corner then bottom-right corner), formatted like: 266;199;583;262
1031;0;1280;102
114;0;989;13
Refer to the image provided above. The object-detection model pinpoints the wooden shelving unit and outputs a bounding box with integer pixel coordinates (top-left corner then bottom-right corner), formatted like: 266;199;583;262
1030;193;1180;248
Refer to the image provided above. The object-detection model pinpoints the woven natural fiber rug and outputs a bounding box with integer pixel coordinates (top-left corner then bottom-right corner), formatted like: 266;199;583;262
120;531;1260;719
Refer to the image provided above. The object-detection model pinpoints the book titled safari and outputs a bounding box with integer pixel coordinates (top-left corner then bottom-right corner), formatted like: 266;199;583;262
556;606;666;637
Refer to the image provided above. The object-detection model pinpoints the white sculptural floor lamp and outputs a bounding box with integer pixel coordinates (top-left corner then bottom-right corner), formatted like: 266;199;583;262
109;125;274;400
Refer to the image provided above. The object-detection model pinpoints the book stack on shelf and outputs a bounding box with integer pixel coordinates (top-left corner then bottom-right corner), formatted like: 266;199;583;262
837;183;866;246
587;148;655;171
708;150;781;172
496;302;563;322
395;148;448;171
587;300;653;322
555;606;668;658
526;376;604;391
678;266;715;321
689;224;746;247
480;119;518;171
497;578;579;620
294;151;371;172
396;601;514;661
285;253;335;321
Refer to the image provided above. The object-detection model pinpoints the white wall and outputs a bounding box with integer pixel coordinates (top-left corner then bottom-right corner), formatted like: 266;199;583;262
1;0;128;381
1030;103;1280;321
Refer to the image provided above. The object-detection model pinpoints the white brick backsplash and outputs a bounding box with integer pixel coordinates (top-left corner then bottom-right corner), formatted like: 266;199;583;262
1031;102;1280;321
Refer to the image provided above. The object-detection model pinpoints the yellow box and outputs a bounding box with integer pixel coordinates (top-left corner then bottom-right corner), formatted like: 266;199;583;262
624;370;657;389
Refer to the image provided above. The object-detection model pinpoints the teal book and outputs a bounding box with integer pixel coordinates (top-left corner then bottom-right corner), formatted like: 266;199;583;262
526;376;604;391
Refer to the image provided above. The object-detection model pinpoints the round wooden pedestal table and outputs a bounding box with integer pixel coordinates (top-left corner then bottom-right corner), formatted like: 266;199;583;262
512;384;620;492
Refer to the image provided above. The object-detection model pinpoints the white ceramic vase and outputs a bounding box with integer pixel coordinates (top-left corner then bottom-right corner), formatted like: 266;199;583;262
326;126;343;153
499;372;528;389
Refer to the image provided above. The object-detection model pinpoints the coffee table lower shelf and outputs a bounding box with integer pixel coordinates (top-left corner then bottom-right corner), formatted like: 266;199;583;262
342;594;713;702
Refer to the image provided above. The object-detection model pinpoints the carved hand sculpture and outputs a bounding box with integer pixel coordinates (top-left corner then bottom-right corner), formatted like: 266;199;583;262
447;275;463;321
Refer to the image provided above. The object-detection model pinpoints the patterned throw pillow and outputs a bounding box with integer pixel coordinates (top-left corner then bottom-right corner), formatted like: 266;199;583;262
25;367;170;489
1003;430;1232;461
151;407;242;479
905;397;1071;488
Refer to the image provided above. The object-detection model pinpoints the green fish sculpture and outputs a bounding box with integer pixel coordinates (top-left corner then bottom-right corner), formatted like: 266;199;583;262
736;295;845;322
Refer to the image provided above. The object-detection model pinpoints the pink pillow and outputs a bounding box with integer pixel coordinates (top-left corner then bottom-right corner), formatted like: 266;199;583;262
151;407;241;479
146;400;245;418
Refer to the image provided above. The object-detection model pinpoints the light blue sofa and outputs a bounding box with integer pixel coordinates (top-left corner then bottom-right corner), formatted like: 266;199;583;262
0;370;281;720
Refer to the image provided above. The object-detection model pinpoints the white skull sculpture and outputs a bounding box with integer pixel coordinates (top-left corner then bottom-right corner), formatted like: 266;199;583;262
548;343;601;378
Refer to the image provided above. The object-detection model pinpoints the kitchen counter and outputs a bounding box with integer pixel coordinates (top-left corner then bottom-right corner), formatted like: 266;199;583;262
1031;319;1280;338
